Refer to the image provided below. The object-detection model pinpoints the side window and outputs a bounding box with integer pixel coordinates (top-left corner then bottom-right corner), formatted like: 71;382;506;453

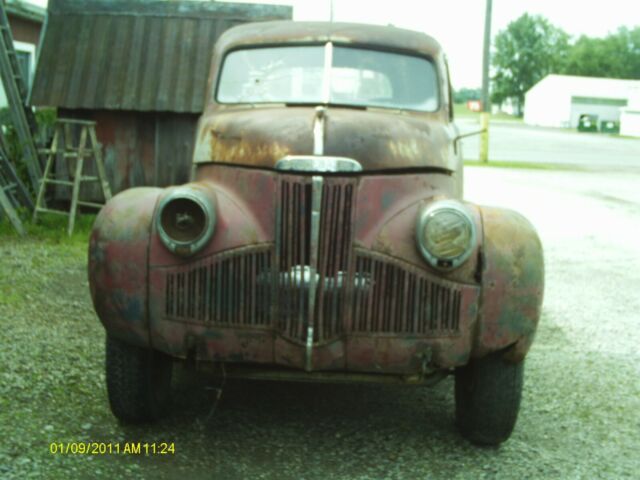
15;51;31;87
13;41;36;90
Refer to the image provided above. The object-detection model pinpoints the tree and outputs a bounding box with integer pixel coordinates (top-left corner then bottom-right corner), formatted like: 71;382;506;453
453;87;481;104
491;14;569;115
561;27;640;80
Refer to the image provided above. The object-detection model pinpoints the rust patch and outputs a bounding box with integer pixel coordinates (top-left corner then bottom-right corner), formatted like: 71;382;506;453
209;133;291;165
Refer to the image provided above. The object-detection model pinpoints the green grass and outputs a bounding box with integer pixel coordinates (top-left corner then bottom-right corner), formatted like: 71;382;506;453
0;209;96;245
464;159;584;171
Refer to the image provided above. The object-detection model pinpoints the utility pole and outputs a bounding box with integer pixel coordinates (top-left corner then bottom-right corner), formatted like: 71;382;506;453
480;0;492;163
329;0;334;22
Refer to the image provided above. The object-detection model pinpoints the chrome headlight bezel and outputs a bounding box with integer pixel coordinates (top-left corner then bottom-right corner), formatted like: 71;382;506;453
156;188;216;256
416;200;477;270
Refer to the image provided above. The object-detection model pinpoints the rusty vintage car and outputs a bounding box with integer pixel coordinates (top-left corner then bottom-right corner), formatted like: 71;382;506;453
89;21;544;445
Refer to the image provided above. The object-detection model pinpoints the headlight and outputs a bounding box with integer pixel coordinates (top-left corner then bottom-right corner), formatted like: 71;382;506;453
157;187;216;256
416;200;476;269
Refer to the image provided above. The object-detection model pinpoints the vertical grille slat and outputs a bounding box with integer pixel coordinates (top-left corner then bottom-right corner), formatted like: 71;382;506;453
351;252;463;336
164;246;272;327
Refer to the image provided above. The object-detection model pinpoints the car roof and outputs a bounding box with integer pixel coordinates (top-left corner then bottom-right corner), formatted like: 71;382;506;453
215;21;444;58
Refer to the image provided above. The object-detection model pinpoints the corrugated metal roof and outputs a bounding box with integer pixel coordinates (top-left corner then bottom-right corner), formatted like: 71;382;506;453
30;0;292;113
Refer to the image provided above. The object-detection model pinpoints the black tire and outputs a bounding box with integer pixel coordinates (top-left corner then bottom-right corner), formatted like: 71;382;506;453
455;352;524;445
105;335;173;423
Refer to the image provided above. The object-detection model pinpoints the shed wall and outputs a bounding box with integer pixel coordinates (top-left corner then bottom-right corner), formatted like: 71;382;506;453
57;110;198;200
7;15;42;45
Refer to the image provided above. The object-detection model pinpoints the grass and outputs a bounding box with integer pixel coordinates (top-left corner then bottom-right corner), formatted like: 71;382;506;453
0;209;97;245
463;159;584;171
453;103;523;122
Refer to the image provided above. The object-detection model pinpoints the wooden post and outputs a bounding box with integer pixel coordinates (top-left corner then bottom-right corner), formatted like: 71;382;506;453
67;127;88;236
480;113;490;163
480;0;492;163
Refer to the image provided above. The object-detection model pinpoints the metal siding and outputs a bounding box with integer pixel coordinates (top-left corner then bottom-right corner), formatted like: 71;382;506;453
84;16;110;108
104;16;133;110
157;18;180;111
139;17;162;111
155;114;197;186
173;17;196;113
191;18;216;113
65;16;92;108
31;2;292;112
121;16;145;110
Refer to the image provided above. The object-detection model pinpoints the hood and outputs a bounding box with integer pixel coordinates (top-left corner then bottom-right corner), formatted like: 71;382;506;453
194;106;455;172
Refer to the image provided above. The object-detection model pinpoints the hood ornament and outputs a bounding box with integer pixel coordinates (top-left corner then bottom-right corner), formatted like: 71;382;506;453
313;106;326;155
276;105;363;173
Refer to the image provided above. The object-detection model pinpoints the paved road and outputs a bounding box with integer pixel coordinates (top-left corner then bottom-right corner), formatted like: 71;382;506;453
458;118;640;170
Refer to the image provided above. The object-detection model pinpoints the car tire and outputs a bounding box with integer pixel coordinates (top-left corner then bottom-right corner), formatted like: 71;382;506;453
105;335;173;423
454;352;524;445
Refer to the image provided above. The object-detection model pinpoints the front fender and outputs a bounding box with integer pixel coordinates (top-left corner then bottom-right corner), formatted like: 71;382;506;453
88;187;163;347
475;206;545;362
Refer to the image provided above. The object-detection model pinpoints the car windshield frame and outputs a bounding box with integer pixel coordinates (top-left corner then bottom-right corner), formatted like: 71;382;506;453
215;42;441;113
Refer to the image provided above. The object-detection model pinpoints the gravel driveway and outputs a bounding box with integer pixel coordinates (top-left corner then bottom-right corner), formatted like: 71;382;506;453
1;166;639;479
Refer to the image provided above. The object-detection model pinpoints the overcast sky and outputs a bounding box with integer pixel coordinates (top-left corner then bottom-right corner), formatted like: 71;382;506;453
29;0;640;88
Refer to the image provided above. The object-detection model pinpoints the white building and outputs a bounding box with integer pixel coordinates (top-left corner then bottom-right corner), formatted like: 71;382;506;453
619;97;640;137
524;74;640;130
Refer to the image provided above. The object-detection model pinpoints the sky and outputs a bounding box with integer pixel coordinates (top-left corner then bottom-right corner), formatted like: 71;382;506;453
27;0;640;88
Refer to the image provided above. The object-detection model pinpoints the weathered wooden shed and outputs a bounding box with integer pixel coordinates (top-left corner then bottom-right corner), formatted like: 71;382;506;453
30;0;292;195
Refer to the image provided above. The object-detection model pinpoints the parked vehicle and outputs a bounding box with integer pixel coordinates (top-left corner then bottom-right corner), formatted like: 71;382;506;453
89;21;544;445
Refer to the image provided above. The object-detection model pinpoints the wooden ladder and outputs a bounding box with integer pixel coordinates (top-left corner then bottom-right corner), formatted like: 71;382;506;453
33;119;112;236
0;0;42;192
0;130;32;235
0;163;25;235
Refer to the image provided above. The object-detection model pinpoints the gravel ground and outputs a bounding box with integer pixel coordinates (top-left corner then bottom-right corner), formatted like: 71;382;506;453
1;166;639;479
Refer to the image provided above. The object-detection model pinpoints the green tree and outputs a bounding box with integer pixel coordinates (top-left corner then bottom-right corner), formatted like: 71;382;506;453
491;14;569;114
562;27;640;79
453;87;482;104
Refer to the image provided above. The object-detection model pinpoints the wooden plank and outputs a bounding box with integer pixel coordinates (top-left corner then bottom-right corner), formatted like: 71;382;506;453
76;200;105;209
67;127;88;236
43;179;73;186
88;126;112;200
33;130;58;222
0;149;34;210
0;186;25;235
35;207;69;216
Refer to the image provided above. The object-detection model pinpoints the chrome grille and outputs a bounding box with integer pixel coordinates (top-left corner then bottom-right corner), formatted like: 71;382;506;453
276;177;312;340
315;180;356;341
276;176;357;342
165;246;272;326
352;252;462;335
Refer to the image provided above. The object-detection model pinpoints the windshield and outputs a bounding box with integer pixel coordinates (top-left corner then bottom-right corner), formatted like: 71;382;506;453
216;44;439;112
